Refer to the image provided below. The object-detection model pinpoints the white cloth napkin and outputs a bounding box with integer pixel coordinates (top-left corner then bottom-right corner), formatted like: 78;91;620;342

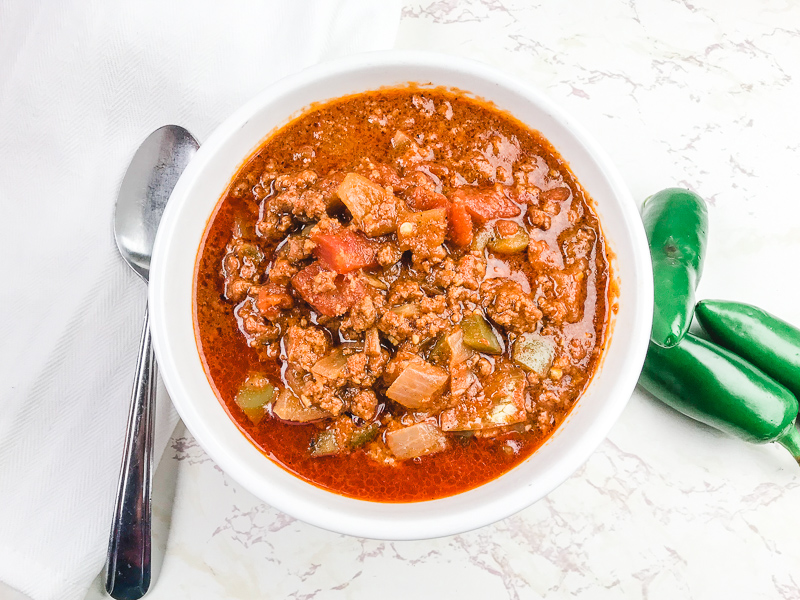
0;1;400;599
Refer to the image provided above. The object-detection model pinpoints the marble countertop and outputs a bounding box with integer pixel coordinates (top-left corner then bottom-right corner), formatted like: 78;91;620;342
79;2;800;598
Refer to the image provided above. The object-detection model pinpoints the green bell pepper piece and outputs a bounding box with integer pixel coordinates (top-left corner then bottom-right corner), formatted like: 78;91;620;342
349;423;380;448
461;313;502;354
234;376;275;425
310;428;339;457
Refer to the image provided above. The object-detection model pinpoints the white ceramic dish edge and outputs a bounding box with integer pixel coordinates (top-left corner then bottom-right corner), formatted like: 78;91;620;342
149;50;653;540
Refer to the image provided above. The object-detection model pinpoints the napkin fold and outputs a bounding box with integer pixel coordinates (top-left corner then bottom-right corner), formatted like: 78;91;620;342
0;1;401;599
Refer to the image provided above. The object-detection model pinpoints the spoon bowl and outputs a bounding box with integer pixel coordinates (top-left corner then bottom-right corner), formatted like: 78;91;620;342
115;126;200;282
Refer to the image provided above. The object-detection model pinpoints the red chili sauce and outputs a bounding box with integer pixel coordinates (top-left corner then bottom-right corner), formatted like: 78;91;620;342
194;87;610;502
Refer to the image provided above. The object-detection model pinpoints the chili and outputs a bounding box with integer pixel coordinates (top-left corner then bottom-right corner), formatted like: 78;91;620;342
642;188;708;348
639;333;800;464
194;87;612;501
695;300;800;400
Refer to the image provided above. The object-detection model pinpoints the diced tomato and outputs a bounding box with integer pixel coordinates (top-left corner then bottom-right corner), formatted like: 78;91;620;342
311;228;378;274
291;262;366;317
447;201;473;247
452;187;521;224
405;186;449;211
541;186;571;203
495;219;519;237
256;283;293;320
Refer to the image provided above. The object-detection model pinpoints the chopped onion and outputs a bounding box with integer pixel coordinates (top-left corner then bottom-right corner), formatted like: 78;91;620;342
390;303;420;318
272;389;330;422
283;367;312;402
386;421;448;460
512;333;555;375
362;273;388;290
487;224;529;254
386;360;449;408
391;130;415;151
337;173;397;236
441;366;526;431
447;328;474;368
311;348;349;379
364;327;382;357
429;328;474;367
470;227;493;252
382;351;420;386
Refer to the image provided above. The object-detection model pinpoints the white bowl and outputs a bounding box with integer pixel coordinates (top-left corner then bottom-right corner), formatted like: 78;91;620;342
149;51;653;540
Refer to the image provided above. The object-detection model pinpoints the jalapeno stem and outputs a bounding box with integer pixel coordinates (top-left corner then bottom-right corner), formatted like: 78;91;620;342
777;425;800;466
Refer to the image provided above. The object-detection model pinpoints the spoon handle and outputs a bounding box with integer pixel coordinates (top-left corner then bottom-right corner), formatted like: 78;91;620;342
106;304;156;600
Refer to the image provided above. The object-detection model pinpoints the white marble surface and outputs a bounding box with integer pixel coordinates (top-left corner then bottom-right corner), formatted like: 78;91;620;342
78;1;800;599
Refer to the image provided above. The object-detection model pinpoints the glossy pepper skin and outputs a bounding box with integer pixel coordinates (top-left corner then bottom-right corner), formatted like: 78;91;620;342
696;300;800;400
642;188;708;348
639;332;800;463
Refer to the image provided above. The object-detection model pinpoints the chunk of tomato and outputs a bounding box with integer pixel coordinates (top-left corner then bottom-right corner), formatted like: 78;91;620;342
311;228;378;274
447;201;473;247
452;187;521;224
405;186;449;211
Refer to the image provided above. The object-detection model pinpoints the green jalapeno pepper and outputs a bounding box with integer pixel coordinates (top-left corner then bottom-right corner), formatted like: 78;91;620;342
695;300;800;400
642;188;708;348
639;332;800;464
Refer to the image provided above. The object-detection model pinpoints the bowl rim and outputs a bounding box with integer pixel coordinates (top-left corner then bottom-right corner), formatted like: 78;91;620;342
149;49;653;540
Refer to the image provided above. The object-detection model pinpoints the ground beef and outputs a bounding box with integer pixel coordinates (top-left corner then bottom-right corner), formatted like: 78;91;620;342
345;349;389;387
254;283;293;320
376;241;403;266
536;262;588;324
350;389;379;421
222;238;265;302
267;257;298;286
303;376;345;415
284;325;330;372
428;257;456;289
527;237;563;271
562;226;596;266
284;234;316;263
356;157;402;189
527;207;551;231
387;280;424;304
446;283;481;324
377;310;416;345
453;254;486;290
256;170;343;240
480;279;543;333
339;291;383;336
234;298;281;349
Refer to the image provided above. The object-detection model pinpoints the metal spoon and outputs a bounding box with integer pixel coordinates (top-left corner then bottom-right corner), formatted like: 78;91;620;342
107;125;198;600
